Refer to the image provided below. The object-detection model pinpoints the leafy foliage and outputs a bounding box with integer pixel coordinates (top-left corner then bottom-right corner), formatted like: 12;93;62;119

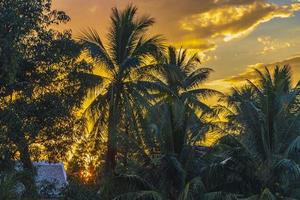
79;5;164;174
206;66;300;198
0;1;299;200
0;0;88;198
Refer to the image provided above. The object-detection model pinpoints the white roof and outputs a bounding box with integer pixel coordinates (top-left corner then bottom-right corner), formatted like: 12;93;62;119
33;162;68;197
33;162;67;185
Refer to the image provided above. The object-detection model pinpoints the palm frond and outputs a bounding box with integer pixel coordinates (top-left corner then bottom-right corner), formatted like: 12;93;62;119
184;68;213;89
113;190;164;200
182;88;222;100
286;136;300;160
131;35;165;60
204;191;238;200
258;188;276;200
273;159;300;183
79;28;114;71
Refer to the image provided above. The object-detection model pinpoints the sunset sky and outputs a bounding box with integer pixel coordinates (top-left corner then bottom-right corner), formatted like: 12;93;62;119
53;0;300;92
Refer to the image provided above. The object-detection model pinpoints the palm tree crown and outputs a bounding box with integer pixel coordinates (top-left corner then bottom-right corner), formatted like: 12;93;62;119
149;46;219;111
79;5;164;174
144;46;220;154
206;66;300;197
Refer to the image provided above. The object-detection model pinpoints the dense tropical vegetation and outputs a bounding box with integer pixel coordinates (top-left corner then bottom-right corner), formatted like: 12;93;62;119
0;1;299;199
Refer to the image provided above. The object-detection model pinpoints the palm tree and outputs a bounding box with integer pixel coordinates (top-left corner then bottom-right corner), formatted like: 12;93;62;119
224;66;300;163
79;5;164;174
97;48;224;199
99;104;238;199
143;46;220;154
114;47;220;197
205;66;300;198
147;46;218;110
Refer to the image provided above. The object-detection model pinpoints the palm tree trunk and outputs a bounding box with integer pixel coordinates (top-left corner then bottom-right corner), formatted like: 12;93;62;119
106;140;117;175
106;126;117;175
123;123;130;167
105;91;120;175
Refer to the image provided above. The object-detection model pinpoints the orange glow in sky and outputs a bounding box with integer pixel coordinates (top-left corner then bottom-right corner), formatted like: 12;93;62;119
53;0;300;92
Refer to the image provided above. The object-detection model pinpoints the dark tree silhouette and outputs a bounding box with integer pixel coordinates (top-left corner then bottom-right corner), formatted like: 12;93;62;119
79;5;164;175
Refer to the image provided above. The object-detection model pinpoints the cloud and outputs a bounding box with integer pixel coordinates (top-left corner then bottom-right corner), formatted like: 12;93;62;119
53;0;300;51
173;37;217;52
195;51;218;63
135;0;300;51
179;1;300;44
257;36;291;54
206;55;300;91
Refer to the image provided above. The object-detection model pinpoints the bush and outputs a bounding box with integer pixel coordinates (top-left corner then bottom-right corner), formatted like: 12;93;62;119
63;177;100;200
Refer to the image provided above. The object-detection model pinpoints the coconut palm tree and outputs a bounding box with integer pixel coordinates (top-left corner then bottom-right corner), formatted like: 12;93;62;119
114;47;219;169
204;66;300;198
79;5;164;174
117;47;221;193
142;46;220;154
223;66;300;164
98;46;223;198
99;104;238;200
147;46;219;110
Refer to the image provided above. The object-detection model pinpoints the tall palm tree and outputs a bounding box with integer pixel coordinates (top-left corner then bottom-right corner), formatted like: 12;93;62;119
144;46;220;154
114;47;219;168
79;5;164;174
96;47;225;199
205;66;300;198
224;66;300;164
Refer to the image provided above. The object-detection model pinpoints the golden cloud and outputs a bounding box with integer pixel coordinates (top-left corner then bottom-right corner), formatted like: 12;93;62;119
206;55;300;91
53;0;300;51
179;1;300;43
173;37;217;52
257;36;291;55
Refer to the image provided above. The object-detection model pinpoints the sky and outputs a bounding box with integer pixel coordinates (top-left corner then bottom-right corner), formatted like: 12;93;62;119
53;0;300;92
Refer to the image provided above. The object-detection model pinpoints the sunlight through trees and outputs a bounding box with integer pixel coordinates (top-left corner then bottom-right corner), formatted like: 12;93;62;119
0;1;299;200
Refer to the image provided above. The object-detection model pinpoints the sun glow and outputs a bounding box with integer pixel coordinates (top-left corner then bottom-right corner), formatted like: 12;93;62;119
79;169;94;182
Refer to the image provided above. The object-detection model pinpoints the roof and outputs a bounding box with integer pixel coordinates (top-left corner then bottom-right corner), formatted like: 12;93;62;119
33;162;68;197
33;162;67;185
